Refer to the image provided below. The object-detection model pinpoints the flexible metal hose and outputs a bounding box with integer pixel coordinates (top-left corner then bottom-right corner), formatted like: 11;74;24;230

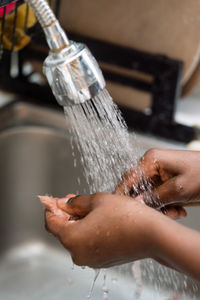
25;0;69;50
25;0;56;27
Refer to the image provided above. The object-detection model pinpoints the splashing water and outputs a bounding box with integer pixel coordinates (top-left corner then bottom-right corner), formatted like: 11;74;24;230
132;261;143;298
140;259;200;300
102;270;109;300
64;89;141;194
87;269;101;299
64;88;199;299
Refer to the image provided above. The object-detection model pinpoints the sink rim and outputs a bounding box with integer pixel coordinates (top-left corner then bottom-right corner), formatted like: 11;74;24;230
0;101;67;133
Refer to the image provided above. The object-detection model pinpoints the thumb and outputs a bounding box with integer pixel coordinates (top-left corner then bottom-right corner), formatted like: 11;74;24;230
134;177;186;208
134;176;188;219
45;210;68;237
39;195;71;237
57;194;93;218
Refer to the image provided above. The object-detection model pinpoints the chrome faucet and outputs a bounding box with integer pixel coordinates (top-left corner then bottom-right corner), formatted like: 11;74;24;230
25;0;105;106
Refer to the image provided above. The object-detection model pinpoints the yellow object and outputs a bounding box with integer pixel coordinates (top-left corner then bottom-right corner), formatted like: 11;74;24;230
0;3;37;51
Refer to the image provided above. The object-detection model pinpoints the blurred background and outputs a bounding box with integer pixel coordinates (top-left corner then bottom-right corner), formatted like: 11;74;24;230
1;0;200;143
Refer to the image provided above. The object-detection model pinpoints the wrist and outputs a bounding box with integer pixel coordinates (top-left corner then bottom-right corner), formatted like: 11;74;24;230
147;209;186;269
127;201;163;260
140;205;164;260
135;204;175;261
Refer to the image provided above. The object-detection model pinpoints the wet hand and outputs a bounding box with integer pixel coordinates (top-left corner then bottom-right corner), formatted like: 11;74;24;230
115;149;200;217
40;193;156;268
40;192;200;279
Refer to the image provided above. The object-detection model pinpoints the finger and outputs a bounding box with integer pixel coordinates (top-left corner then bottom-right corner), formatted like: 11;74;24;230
40;195;73;237
115;152;161;197
115;148;191;197
57;194;93;218
161;206;187;220
115;166;145;196
136;177;186;208
39;195;56;211
133;191;187;220
45;210;68;237
65;194;77;199
39;195;70;217
54;194;77;212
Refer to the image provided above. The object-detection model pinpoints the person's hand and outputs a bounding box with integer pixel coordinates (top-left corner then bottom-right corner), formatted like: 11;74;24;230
115;149;200;216
40;193;158;268
40;192;200;279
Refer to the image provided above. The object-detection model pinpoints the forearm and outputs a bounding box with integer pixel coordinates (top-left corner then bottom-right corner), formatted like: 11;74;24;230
151;213;200;280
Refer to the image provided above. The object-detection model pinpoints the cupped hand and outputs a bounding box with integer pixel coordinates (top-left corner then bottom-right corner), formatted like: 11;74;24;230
40;193;156;268
115;149;200;216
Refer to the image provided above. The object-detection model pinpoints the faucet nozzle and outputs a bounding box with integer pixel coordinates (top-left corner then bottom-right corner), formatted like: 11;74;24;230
25;0;106;106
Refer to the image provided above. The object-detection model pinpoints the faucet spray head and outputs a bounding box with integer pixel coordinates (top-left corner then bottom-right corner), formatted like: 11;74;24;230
43;42;105;106
25;0;105;106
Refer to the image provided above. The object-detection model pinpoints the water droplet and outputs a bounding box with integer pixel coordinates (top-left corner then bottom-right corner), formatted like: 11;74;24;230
111;277;118;284
67;278;73;285
77;177;81;185
74;159;77;167
102;271;109;300
87;269;100;298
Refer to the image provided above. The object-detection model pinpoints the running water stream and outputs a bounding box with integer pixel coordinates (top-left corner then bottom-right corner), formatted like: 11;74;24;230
64;88;140;194
64;88;199;299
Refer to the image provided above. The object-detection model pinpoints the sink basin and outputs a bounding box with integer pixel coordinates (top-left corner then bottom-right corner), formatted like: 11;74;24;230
0;102;199;299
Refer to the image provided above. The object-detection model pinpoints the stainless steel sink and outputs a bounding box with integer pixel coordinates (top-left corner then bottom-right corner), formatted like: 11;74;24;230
0;102;199;300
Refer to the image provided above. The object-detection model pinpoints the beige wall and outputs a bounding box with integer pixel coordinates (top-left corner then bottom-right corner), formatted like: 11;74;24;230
59;1;200;106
